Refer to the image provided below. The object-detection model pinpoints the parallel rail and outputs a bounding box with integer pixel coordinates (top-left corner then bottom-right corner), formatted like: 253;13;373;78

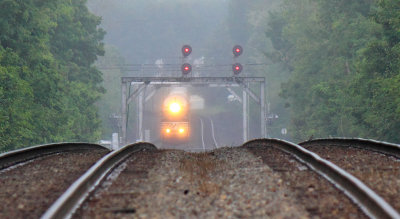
208;117;219;149
299;138;400;159
243;139;400;219
41;142;157;219
199;117;219;151
0;143;110;170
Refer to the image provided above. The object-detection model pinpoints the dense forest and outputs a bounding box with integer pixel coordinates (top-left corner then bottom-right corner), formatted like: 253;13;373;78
1;0;399;151
0;0;104;151
267;0;400;142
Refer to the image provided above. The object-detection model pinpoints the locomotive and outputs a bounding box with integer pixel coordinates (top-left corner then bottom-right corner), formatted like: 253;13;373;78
161;87;190;144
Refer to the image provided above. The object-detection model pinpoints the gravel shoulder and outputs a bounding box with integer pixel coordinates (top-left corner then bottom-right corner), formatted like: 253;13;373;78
0;150;107;218
74;146;366;218
304;145;400;212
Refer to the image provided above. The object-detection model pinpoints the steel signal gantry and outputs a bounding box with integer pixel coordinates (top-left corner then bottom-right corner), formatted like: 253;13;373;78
120;76;267;145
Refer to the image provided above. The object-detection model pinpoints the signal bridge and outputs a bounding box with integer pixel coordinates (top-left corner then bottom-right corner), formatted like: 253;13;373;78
121;76;267;145
119;45;267;146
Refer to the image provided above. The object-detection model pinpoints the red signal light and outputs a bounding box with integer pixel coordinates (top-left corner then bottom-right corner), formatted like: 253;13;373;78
182;45;192;57
232;63;243;74
233;45;243;57
181;63;192;75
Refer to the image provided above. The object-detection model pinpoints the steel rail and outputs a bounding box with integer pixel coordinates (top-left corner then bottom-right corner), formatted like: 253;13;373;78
41;142;157;219
0;143;110;170
199;118;206;152
243;139;400;219
299;138;400;159
208;117;219;149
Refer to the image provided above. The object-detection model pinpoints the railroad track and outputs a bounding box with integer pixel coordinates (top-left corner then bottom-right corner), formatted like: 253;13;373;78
300;138;400;158
0;143;109;218
244;139;400;219
41;142;157;219
300;138;400;213
0;138;395;218
0;143;109;171
40;138;400;218
199;117;219;151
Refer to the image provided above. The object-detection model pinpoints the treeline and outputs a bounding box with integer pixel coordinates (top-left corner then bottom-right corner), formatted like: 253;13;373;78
0;0;105;151
267;0;400;142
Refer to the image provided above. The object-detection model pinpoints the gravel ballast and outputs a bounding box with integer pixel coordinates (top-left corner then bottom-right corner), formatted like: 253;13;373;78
304;145;400;212
74;146;366;218
0;150;107;218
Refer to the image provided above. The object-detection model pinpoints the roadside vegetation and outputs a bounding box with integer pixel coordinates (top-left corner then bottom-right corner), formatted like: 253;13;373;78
1;0;399;151
0;0;104;151
266;0;400;142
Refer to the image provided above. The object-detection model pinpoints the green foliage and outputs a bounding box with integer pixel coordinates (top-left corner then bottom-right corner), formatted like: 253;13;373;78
0;0;104;150
348;0;400;142
267;0;400;143
0;48;34;151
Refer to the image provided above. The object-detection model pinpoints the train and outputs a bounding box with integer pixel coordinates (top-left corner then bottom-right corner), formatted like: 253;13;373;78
160;87;190;144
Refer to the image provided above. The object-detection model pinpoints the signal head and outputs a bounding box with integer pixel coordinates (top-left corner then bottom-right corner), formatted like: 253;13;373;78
181;63;192;75
182;45;192;57
233;45;243;57
232;63;243;75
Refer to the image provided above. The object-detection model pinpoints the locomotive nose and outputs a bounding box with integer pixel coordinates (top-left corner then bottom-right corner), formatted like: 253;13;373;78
169;102;182;113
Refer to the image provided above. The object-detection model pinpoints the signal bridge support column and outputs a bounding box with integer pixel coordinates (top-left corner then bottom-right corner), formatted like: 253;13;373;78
243;84;248;142
121;81;128;146
120;77;267;145
261;81;266;138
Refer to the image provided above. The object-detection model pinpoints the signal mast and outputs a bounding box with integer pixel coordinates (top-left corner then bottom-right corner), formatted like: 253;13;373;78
232;45;243;75
181;45;192;75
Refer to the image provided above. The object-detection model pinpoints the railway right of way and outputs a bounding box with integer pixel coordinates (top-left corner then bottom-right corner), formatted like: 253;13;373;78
0;143;109;218
41;139;400;218
300;138;400;213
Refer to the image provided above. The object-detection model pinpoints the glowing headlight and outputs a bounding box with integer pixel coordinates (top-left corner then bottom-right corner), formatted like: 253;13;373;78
179;128;185;133
166;129;171;133
169;102;181;113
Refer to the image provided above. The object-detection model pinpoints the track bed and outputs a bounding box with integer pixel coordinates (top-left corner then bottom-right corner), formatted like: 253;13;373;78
304;145;400;212
73;147;365;218
0;150;107;218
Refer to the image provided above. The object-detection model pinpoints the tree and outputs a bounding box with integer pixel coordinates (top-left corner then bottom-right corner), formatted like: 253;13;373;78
267;0;380;141
0;0;105;150
348;0;400;142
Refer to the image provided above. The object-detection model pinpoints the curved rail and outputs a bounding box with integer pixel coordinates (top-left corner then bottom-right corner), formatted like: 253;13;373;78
41;142;157;219
299;138;400;159
243;139;400;219
0;143;110;170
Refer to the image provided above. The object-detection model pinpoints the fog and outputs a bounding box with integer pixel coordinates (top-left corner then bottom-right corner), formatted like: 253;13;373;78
87;0;288;149
2;0;398;152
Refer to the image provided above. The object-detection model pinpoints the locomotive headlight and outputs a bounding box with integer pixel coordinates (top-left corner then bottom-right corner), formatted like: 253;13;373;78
179;128;185;133
169;102;182;113
166;129;171;133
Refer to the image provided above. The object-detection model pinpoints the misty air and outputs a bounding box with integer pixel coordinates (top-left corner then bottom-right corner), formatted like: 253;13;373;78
1;0;400;218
